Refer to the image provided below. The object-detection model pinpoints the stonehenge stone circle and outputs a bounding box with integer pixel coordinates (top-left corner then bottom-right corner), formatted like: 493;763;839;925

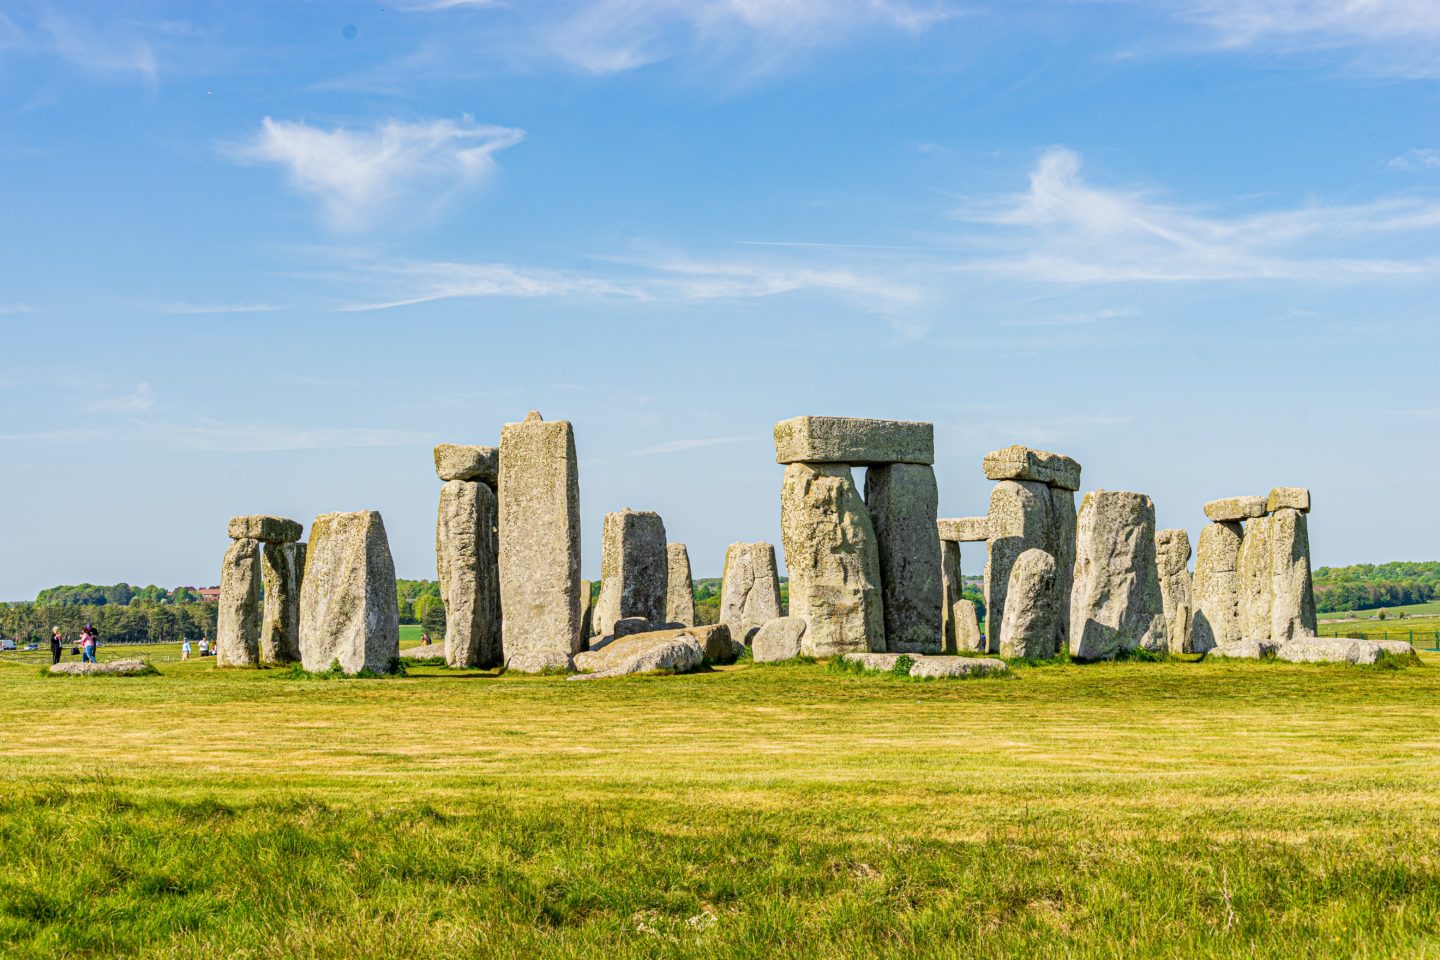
908;655;1008;678
665;543;696;627
1237;513;1274;644
953;599;983;653
51;659;151;676
227;515;302;544
299;510;400;675
433;444;498;484
719;542;783;644
436;478;502;669
1269;505;1317;642
590;509;668;644
1155;529;1193;654
774;415;934;465
569;631;705;681
939;540;964;652
998;547;1059;659
865;463;942;654
260;540;305;664
982;445;1081;491
216;537;262;667
579;580;594;643
780;462;885;657
1266;486;1310;513
1190;520;1244;652
1047;485;1077;651
937;516;989;542
1203;496;1267;523
752;617;807;663
984;479;1052;654
499;412;582;673
1069;490;1168;660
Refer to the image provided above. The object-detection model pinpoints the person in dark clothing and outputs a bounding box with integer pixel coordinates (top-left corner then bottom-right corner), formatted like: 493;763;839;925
50;627;63;666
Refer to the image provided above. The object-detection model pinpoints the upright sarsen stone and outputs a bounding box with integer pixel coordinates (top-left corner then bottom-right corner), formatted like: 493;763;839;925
437;479;501;668
998;548;1058;659
216;537;262;667
1191;521;1244;652
1069;491;1167;660
1269;507;1317;642
666;543;696;627
299;510;399;675
499;412;582;672
1237;514;1274;643
780;463;885;657
953;599;983;653
940;540;964;653
984;480;1052;655
1048;487;1077;652
260;540;305;664
719;542;782;643
590;509;668;643
1154;529;1193;654
865;463;942;654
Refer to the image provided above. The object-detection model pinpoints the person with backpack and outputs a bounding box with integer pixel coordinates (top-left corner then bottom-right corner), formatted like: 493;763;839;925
50;627;64;666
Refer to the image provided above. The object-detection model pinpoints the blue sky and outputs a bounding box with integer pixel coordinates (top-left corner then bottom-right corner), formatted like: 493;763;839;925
2;0;1439;599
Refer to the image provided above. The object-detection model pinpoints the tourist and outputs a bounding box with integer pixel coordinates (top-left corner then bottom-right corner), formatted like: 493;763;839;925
199;636;210;657
181;637;192;661
80;626;97;664
50;627;63;665
420;632;432;646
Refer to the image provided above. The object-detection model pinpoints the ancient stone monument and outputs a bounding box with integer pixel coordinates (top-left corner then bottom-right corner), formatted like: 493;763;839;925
217;515;303;667
718;541;782;645
1191;517;1244;653
1155;529;1193;654
665;543;696;627
298;510;399;674
498;411;582;673
998;547;1058;659
435;444;501;668
982;446;1079;657
775;416;938;657
1069;490;1167;660
937;516;987;652
590;508;668;644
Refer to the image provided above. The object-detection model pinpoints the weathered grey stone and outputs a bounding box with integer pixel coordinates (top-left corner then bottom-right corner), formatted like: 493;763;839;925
399;642;446;660
940;541;963;653
607;617;684;644
298;510;400;675
1377;639;1416;657
499;412;582;673
781;464;885;657
998;548;1058;659
665;543;696;627
437;480;501;669
937;517;989;542
568;631;704;680
1069;491;1168;660
260;540;305;664
981;445;1082;491
689;623;736;664
590;509;668;643
1267;487;1311;513
1191;521;1244;653
842;652;907;671
1203;496;1268;523
50;659;151;676
953;599;983;653
1237;514;1274;644
1275;636;1380;665
1206;638;1279;660
909;656;1008;678
773;415;934;465
1155;529;1193;655
228;515;302;544
984;480;1052;655
752;617;807;663
1048;487;1077;651
433;444;498;484
865;463;942;654
579;580;594;643
1269;507;1317;644
216;537;262;667
719;542;783;644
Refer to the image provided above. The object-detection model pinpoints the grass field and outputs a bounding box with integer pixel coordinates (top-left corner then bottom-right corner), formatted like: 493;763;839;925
1319;600;1440;621
1316;615;1440;649
2;643;1438;959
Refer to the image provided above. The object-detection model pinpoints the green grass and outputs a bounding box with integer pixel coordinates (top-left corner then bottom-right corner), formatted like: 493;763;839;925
1;643;1438;958
1316;615;1440;649
1318;599;1440;620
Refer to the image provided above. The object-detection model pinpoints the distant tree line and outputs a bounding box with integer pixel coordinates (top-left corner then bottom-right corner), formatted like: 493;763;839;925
0;602;217;645
35;583;203;606
1313;562;1440;614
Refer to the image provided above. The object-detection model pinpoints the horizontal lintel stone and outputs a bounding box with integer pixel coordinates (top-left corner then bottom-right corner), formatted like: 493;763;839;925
434;444;499;484
1203;496;1268;522
937;517;989;542
773;416;933;465
981;445;1081;491
228;515;302;543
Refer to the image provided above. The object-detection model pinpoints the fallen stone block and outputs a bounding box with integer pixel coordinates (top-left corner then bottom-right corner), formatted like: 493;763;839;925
568;632;704;680
1377;639;1417;657
1266;486;1310;513
434;444;498;484
398;644;447;660
774;416;934;465
937;517;989;542
908;656;1007;678
981;445;1081;491
1275;637;1380;665
1205;639;1279;660
752;617;807;663
842;652;908;671
50;659;151;676
228;515;302;543
1203;496;1268;522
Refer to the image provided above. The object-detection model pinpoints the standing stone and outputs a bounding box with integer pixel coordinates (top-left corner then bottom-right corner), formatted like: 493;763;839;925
1191;521;1244;652
998;548;1058;659
984;480;1052;654
437;480;501;669
719;542;783;644
216;538;262;667
953;599;984;653
260;541;305;664
1269;507;1317;642
1069;491;1168;660
940;540;963;653
780;463;885;657
578;580;594;645
499;412;582;673
752;616;807;663
665;543;696;627
1047;487;1077;653
1237;514;1274;643
865;463;942;654
298;510;399;674
590;509;668;643
1155;529;1193;654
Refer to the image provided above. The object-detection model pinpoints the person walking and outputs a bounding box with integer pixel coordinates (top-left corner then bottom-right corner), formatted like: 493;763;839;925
181;637;192;661
50;627;63;665
199;636;210;657
80;626;97;664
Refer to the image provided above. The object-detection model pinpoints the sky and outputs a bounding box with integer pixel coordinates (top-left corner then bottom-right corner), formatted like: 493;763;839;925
2;0;1439;600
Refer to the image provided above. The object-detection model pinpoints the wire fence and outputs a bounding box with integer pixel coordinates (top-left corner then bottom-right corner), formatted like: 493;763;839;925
1321;628;1440;651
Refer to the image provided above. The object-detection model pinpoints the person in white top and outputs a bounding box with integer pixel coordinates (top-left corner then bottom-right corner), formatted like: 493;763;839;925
181;638;192;661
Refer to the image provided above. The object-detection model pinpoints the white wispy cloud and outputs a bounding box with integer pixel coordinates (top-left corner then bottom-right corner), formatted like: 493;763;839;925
2;8;162;86
85;383;154;414
1390;148;1440;171
153;302;284;315
0;302;35;315
229;116;524;231
956;146;1440;283
0;418;426;452
627;436;749;456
